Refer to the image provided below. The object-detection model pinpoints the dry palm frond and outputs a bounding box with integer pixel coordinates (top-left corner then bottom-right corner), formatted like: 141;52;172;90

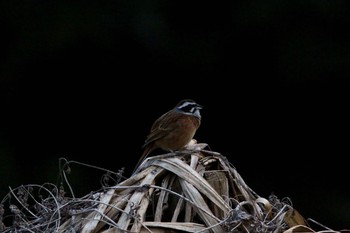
0;143;344;233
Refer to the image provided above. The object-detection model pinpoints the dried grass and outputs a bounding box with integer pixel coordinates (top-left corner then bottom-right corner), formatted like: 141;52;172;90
0;144;344;233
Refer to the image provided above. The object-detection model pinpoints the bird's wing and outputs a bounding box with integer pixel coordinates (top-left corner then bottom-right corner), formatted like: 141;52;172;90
143;110;179;147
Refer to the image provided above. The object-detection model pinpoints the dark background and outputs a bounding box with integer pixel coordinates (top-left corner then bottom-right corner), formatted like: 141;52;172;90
1;0;349;230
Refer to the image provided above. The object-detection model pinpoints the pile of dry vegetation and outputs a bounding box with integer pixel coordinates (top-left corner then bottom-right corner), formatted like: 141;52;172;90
0;143;344;232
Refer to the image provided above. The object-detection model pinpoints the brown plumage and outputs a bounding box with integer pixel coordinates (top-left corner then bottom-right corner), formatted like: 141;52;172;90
133;99;202;174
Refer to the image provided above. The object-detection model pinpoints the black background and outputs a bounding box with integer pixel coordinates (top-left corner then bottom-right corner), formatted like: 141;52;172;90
1;0;349;230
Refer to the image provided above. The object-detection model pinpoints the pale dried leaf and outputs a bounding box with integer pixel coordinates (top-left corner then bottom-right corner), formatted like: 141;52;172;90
153;157;231;213
143;222;208;232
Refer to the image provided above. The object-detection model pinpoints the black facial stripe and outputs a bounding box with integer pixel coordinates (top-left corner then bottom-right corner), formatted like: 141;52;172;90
179;103;197;113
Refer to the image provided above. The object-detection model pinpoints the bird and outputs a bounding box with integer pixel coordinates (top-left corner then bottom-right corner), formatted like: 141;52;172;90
133;99;203;174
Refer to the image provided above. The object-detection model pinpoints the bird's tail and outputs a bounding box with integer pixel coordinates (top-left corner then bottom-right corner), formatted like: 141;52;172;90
132;146;152;175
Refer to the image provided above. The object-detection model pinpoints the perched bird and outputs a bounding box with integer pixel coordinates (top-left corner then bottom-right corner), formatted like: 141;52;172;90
133;99;203;173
